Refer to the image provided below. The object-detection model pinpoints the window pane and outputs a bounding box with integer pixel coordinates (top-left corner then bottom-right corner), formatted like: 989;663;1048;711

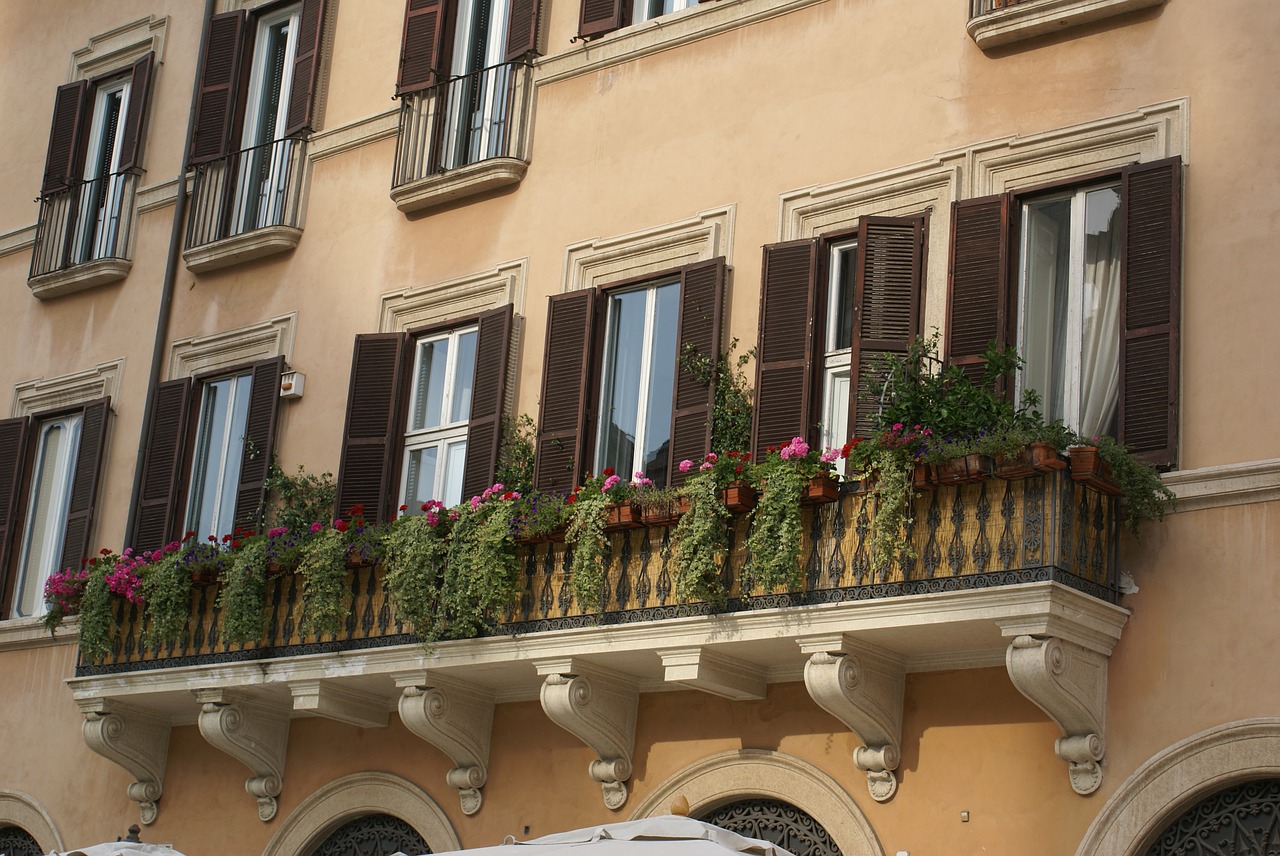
596;290;647;478
1021;199;1071;422
443;440;467;506
187;375;251;540
823;368;850;451
1078;186;1122;438
411;338;449;431
450;330;478;424
404;446;439;512
829;244;857;352
640;282;680;485
218;376;253;533
14;417;81;618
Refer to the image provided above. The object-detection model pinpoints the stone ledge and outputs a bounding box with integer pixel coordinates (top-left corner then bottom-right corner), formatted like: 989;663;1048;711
183;226;302;273
967;0;1165;50
28;258;131;299
391;158;528;214
1164;458;1280;513
0;615;77;652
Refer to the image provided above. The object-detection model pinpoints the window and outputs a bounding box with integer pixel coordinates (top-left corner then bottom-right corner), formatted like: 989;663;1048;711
335;306;512;525
533;259;724;493
631;0;697;24
577;0;694;38
946;158;1181;466
185;372;254;540
0;400;111;619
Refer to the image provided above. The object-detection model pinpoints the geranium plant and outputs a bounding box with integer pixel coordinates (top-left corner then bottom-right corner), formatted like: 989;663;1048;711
746;437;838;594
566;468;635;612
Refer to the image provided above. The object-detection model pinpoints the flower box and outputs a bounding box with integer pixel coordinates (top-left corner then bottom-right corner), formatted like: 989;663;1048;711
721;482;758;513
912;463;936;491
641;497;690;527
1029;441;1068;472
801;473;840;505
994;447;1037;480
191;566;219;587
1068;446;1123;496
604;501;645;531
935;453;995;486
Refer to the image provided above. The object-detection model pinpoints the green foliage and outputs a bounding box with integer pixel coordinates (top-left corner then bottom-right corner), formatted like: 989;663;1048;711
77;564;114;661
383;514;450;645
681;338;754;453
866;447;914;572
515;489;570;540
296;527;350;637
1094;436;1177;535
443;499;522;638
140;549;192;645
745;457;806;593
671;469;730;606
495;414;537;496
217;537;269;646
567;485;610;612
265;465;336;531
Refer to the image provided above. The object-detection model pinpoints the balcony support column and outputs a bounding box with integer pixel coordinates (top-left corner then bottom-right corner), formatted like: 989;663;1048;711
394;672;494;816
78;699;170;826
194;690;290;821
1006;634;1108;795
799;634;906;803
535;659;638;811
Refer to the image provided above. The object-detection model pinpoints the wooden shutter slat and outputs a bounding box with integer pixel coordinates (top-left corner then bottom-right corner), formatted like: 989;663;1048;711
504;0;542;60
232;357;285;532
1119;157;1181;467
534;290;597;492
131;379;193;553
58;398;111;576
41;81;89;194
578;0;627;40
284;0;326;135
190;11;248;164
461;305;514;501
668;258;725;485
336;334;411;524
116;53;155;172
849;216;926;438
0;417;32;614
946;194;1013;384
752;239;823;455
397;0;449;97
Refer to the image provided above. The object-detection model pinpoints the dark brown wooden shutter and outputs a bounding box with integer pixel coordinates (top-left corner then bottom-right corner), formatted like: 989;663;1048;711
946;194;1014;383
505;0;542;60
1119;158;1181;467
849;216;926;437
284;0;326;135
41;81;89;194
232;357;285;532
190;11;248;164
752;239;823;456
58;399;111;576
534;290;597;492
116;53;155;172
667;258;725;485
0;418;32;613
131;379;193;553
461;305;514;501
397;0;449;97
336;334;411;524
578;0;627;40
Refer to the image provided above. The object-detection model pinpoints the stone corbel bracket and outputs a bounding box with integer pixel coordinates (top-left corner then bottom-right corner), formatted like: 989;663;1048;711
535;658;638;810
1006;635;1108;795
194;689;290;821
799;634;906;802
78;699;171;826
393;671;495;816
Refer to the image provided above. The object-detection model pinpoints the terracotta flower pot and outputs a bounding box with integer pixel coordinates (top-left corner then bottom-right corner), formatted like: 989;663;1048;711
1029;441;1067;472
1067;446;1123;496
721;481;758;513
801;473;840;505
641;497;689;527
994;447;1037;480
604;501;644;531
912;463;936;491
190;566;218;587
935;453;995;485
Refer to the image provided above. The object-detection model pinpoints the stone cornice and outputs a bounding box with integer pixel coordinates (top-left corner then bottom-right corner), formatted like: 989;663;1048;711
1163;458;1280;513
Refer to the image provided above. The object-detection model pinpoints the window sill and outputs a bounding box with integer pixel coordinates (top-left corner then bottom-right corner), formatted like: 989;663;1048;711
0;614;77;652
967;0;1165;50
28;257;131;300
391;158;528;214
182;225;303;273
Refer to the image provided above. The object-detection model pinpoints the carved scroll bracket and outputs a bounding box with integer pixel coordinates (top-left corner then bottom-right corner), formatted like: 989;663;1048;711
1006;634;1108;795
78;698;171;825
194;689;290;821
799;634;906;803
393;671;495;816
535;658;638;811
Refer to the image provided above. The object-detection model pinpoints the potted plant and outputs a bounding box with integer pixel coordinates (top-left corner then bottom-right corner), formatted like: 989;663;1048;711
296;510;362;638
138;539;198;645
636;484;688;527
515;489;571;543
1091;436;1177;534
444;484;525;638
565;469;643;612
383;500;453;645
669;452;751;605
746;437;839;594
217;530;276;646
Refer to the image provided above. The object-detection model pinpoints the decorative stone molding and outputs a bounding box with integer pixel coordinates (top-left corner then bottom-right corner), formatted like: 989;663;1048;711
194;689;290;821
967;0;1165;51
169;314;296;380
310;109;399;163
182;225;303;274
563;205;734;294
77;699;171;826
1005;635;1108;795
535;658;638;810
1162;458;1280;513
380;260;526;333
0;791;64;854
289;680;389;729
0;225;36;259
659;647;766;701
137;176;186;215
71;16;169;82
0;615;79;651
394;673;495;816
28;258;131;300
391;158;528;214
798;635;906;803
11;359;124;418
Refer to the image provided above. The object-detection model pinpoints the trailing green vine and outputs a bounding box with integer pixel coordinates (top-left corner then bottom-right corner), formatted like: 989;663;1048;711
383;508;450;645
566;483;610;612
217;537;269;646
671;466;730;606
297;524;351;637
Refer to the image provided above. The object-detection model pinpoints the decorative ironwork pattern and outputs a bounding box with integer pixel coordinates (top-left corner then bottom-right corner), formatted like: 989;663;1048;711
308;813;431;856
0;825;43;856
700;798;840;856
1144;778;1280;855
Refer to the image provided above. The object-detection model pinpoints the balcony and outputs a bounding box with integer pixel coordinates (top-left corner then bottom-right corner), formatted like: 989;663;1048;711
967;0;1166;50
182;138;307;273
390;61;533;214
68;470;1127;822
28;170;138;298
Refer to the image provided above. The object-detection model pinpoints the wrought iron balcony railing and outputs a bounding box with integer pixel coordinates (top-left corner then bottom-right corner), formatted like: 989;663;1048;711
969;0;1033;15
185;137;307;251
392;61;533;189
77;469;1117;677
30;170;139;279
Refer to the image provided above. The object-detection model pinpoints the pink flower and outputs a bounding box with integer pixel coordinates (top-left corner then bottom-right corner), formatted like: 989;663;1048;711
820;448;838;464
704;452;718;464
699;461;714;472
333;519;349;533
470;495;482;511
679;459;694;473
602;474;621;492
310;522;323;534
893;423;904;432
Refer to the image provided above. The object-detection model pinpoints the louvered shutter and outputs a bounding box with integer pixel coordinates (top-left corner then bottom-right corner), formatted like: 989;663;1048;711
946;194;1014;384
752;240;823;455
0;418;32;613
849;217;926;437
505;0;542;60
130;379;193;553
397;0;449;96
58;399;111;576
667;259;725;485
190;11;248;164
232;357;285;532
578;0;627;40
1119;158;1182;467
284;0;326;135
534;290;597;492
461;305;514;501
41;81;89;194
335;334;411;524
116;53;155;172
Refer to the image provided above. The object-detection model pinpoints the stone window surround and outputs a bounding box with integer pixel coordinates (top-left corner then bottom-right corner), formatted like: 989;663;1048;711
11;359;125;419
70;16;169;83
167;313;296;380
0;791;63;855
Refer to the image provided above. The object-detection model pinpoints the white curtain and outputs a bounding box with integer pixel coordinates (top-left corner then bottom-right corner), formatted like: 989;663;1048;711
1077;199;1121;438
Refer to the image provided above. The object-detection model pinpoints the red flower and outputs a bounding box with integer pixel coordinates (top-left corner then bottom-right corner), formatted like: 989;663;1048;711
100;547;112;555
602;467;616;477
334;519;349;533
734;464;743;475
87;558;96;566
208;535;217;542
566;494;577;505
727;451;739;458
231;541;241;549
399;504;408;512
222;534;233;543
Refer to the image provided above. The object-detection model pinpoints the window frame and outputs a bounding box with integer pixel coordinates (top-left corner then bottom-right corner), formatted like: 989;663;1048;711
10;413;83;619
182;368;256;541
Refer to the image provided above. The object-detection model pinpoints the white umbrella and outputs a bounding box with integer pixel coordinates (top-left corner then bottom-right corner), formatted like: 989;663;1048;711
53;846;185;856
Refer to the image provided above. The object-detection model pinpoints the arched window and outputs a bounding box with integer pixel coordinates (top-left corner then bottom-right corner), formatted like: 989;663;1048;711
307;813;431;856
700;798;841;856
1143;778;1280;855
0;825;43;856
